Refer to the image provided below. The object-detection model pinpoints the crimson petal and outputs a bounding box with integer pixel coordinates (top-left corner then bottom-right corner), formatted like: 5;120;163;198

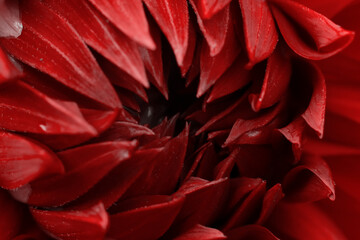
283;155;335;202
143;0;189;66
198;21;240;97
11;141;137;206
42;0;148;87
31;202;109;240
239;0;278;67
190;0;230;56
267;202;347;240
0;81;96;135
0;131;64;189
108;195;185;239
196;0;232;19
0;0;22;37
0;0;120;109
0;190;24;239
270;0;354;60
256;184;284;224
88;0;155;49
0;47;22;83
249;47;291;111
174;225;226;240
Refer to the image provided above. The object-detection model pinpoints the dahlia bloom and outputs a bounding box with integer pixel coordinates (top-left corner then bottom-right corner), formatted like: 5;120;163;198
0;0;359;239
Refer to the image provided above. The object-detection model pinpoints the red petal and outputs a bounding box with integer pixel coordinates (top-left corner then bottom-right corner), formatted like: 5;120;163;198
300;62;326;138
267;202;347;240
198;19;240;97
169;177;229;235
42;0;148;87
31;203;109;240
196;0;232;19
0;47;22;83
174;225;226;240
283;155;335;202
292;0;355;18
180;21;197;77
0;131;64;189
143;0;189;66
0;0;22;37
108;195;185;239
222;181;266;231
249;47;291;111
88;0;155;49
0;190;24;239
239;0;278;67
138;19;168;98
226;225;279;240
0;81;97;135
11;141;137;206
256;184;284;224
190;0;230;56
0;0;120;109
125;125;189;196
70;148;161;209
207;56;251;103
270;0;354;60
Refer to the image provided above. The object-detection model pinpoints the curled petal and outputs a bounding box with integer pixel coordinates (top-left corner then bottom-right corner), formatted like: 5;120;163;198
256;184;284;224
88;0;155;49
11;141;137;206
0;131;64;189
249;47;291;112
239;0;278;67
108;195;185;240
270;0;354;60
300;62;326;138
143;0;189;66
0;0;22;37
31;203;109;240
0;0;120;109
283;155;335;202
42;0;148;87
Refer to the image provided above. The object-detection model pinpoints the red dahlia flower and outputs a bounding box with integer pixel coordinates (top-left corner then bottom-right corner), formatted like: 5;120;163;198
0;0;359;239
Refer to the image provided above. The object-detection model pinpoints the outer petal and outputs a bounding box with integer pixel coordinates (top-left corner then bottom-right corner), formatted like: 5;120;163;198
267;202;347;240
283;155;335;202
88;0;155;49
0;131;64;189
0;0;22;37
270;0;354;60
239;0;278;67
43;0;148;87
0;81;97;135
0;0;120;109
31;203;109;240
108;195;185;240
143;0;189;66
11;141;137;206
